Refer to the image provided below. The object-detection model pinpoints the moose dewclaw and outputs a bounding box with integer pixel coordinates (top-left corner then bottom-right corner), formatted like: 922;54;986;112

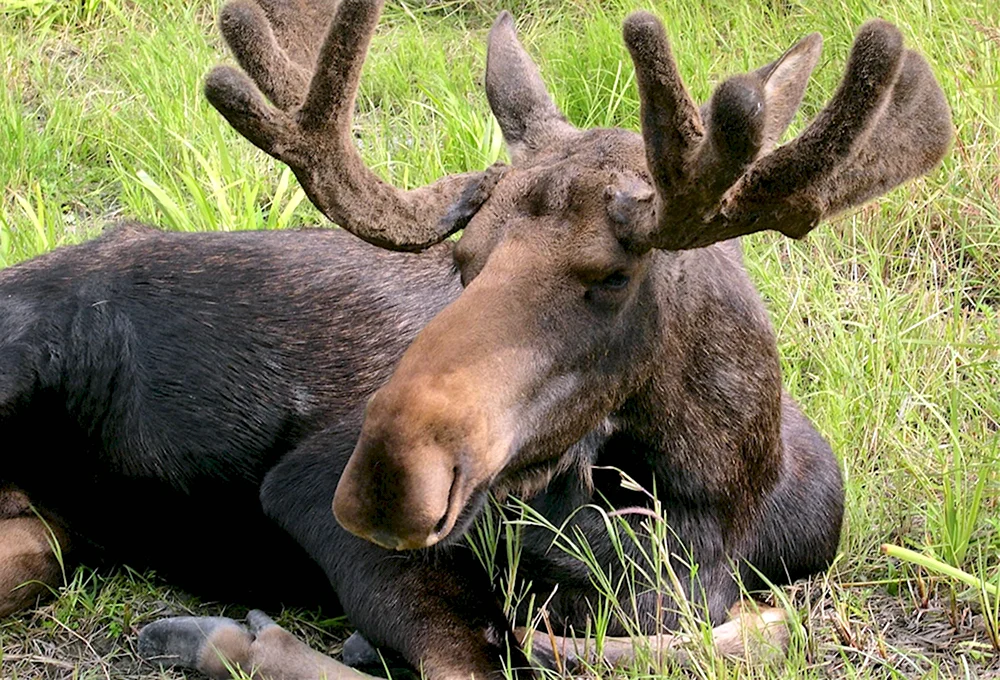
0;0;950;678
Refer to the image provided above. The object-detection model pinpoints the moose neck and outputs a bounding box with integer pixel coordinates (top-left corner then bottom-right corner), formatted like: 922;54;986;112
609;244;785;532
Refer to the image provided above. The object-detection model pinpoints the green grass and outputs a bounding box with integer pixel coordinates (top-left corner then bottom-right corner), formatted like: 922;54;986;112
1;0;998;677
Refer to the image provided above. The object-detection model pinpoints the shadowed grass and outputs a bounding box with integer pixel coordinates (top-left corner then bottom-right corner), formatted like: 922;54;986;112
1;0;998;677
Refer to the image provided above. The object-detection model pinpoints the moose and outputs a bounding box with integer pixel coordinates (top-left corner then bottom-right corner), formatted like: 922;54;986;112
0;0;950;677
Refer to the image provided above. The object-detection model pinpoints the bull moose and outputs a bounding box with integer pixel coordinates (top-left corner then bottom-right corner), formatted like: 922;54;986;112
0;0;950;677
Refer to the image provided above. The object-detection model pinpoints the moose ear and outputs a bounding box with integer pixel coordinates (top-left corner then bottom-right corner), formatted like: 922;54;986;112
754;33;823;152
486;11;575;163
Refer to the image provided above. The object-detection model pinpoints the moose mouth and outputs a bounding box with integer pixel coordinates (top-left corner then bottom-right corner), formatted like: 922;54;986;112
377;448;593;551
429;479;493;549
359;475;491;551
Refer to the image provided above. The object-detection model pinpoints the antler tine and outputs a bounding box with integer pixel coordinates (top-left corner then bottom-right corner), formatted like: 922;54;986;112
625;15;952;251
800;47;951;214
732;22;906;212
218;0;314;110
206;0;506;252
622;12;704;198
296;0;373;134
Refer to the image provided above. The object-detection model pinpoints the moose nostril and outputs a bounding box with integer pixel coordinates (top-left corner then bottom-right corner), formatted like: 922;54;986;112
433;466;461;536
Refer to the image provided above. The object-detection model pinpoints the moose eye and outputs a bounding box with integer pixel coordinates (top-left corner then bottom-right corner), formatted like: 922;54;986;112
595;271;630;290
584;271;631;306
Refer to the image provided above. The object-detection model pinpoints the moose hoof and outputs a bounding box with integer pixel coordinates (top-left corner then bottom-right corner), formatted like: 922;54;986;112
138;615;252;675
342;630;382;669
342;629;417;679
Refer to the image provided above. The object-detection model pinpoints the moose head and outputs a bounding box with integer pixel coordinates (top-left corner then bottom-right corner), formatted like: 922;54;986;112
206;0;950;550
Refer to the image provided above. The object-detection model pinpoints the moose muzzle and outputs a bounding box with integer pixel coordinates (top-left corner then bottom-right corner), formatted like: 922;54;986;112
333;244;552;550
333;368;512;550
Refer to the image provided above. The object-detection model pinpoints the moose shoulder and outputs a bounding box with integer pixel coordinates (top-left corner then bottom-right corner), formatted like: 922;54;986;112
0;0;950;678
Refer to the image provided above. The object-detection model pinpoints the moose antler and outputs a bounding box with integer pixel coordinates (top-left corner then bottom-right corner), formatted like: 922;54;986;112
205;0;505;251
623;14;952;250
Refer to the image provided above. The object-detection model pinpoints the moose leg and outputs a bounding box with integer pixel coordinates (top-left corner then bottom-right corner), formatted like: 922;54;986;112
537;402;836;671
521;601;788;671
139;610;373;680
258;429;529;680
519;469;740;631
140;550;523;680
0;487;68;617
140;423;528;680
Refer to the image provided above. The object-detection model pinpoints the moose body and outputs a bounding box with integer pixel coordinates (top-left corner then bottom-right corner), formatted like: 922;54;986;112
1;226;456;608
1;0;950;678
1;219;838;675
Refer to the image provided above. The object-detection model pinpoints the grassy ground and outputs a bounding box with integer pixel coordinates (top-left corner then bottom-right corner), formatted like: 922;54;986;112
1;0;998;677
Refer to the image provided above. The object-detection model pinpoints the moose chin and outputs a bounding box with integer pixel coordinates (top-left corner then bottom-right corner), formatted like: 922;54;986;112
0;0;950;678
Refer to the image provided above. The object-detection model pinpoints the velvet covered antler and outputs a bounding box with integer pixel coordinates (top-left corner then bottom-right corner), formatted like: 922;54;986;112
205;0;504;251
623;14;952;250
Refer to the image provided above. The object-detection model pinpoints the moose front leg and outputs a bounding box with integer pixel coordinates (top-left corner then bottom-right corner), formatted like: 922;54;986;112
258;426;530;680
140;610;372;680
521;602;789;672
139;420;527;680
138;598;786;679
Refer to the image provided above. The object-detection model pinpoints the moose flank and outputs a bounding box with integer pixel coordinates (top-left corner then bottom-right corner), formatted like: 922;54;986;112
0;0;950;678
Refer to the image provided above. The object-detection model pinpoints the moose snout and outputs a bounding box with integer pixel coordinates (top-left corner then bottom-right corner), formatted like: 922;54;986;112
333;436;462;550
332;380;501;550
